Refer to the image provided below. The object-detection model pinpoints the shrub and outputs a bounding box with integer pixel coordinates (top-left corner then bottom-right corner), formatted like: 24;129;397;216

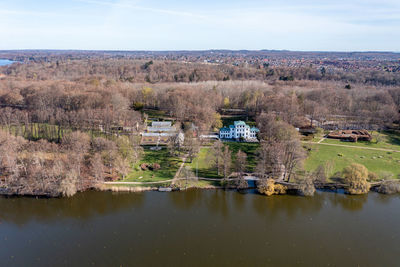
368;172;379;181
140;163;148;170
132;101;144;111
297;183;315;196
377;181;400;194
296;174;318;196
342;163;371;194
152;163;161;171
257;179;287;196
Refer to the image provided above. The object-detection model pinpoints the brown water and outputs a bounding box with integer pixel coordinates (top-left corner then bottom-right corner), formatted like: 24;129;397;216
0;190;399;266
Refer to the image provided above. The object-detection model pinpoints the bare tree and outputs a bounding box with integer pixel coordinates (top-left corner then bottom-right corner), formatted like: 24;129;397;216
185;135;200;163
91;153;105;183
256;117;306;182
208;140;224;176
62;131;90;177
222;146;232;179
235;150;248;189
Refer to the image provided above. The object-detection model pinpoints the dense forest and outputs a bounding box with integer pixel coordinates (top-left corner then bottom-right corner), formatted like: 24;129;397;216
3;58;400;86
0;52;399;197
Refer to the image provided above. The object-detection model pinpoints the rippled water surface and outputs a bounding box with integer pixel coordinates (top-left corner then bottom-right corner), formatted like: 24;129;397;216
0;190;399;266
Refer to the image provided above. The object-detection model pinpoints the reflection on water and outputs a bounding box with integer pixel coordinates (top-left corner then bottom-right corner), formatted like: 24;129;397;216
168;189;204;210
0;191;144;225
0;190;399;266
329;192;369;211
0;190;389;224
252;191;326;220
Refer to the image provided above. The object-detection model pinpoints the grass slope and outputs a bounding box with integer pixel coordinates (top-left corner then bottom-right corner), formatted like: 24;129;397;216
123;148;182;182
321;131;400;151
305;144;400;179
189;142;260;178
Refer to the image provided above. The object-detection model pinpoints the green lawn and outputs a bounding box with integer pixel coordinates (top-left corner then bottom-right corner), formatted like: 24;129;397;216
173;178;220;189
188;147;222;178
304;144;400;179
188;142;260;178
143;109;167;118
123;148;183;182
225;142;260;172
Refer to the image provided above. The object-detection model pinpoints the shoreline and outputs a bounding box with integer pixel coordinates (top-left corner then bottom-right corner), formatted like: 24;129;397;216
1;179;398;198
98;180;397;195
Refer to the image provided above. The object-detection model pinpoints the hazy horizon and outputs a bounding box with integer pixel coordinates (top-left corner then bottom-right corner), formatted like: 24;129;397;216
0;49;399;54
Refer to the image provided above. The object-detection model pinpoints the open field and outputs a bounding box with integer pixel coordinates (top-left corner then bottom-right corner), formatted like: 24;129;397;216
188;147;222;178
188;142;260;178
225;142;259;172
304;144;400;179
123;148;183;182
304;130;400;180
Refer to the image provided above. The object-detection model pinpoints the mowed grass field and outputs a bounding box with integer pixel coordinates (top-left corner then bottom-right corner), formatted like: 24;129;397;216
189;147;222;178
189;142;260;178
304;144;400;179
225;142;259;172
123;147;183;182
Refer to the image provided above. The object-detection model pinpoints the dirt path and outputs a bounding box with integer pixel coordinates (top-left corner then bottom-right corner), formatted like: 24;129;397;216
171;154;188;185
303;141;400;153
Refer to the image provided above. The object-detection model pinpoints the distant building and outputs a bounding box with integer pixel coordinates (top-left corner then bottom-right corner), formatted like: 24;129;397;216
219;121;259;141
151;121;173;128
199;134;219;140
141;121;182;145
327;130;372;142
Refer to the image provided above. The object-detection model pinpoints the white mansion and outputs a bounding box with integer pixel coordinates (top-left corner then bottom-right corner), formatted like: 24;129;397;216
219;121;259;141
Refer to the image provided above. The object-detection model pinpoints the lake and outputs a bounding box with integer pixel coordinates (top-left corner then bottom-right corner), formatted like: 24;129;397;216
0;190;399;266
0;59;15;66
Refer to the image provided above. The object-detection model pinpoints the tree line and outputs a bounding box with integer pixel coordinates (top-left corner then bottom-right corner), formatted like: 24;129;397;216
0;58;399;197
3;58;400;86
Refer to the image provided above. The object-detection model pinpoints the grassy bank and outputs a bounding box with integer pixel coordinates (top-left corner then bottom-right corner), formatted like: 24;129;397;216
189;142;260;178
188;147;222;178
123;148;183;182
305;144;400;179
225;142;259;172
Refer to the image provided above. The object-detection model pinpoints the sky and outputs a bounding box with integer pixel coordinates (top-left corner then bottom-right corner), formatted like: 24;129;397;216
0;0;399;51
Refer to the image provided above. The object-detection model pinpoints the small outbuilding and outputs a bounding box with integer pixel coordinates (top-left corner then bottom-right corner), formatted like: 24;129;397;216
327;130;372;142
